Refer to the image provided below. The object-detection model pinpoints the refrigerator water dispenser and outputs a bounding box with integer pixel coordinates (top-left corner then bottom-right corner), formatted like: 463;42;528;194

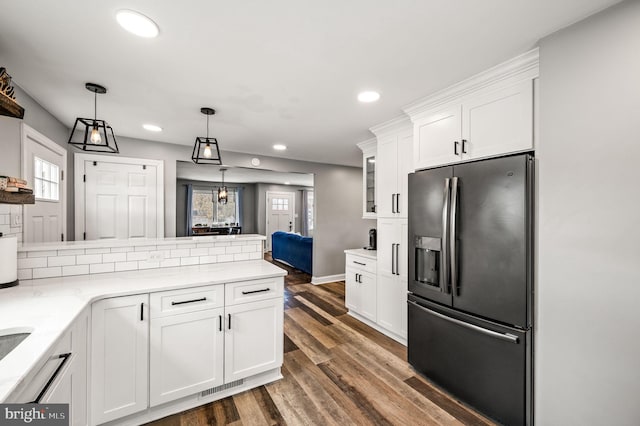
414;236;441;287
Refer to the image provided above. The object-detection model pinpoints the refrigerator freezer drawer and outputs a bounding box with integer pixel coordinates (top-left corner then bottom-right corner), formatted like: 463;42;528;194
408;296;531;425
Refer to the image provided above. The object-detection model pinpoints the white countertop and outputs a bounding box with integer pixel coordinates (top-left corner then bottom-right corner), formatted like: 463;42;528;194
344;248;377;260
0;260;286;402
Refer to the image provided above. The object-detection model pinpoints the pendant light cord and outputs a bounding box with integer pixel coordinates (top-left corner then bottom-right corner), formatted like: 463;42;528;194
206;114;210;139
94;91;97;121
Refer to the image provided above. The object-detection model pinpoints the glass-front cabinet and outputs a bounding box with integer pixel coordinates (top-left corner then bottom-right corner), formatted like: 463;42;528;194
357;138;377;219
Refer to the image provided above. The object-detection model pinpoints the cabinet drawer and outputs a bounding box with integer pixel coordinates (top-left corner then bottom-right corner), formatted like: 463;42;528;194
225;277;283;306
346;254;377;274
150;285;224;318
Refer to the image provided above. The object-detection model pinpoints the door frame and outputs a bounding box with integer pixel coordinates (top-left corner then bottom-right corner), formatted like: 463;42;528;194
21;124;67;242
74;153;164;240
265;190;295;251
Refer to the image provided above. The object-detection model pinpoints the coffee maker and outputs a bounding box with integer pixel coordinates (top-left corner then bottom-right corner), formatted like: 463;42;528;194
366;228;377;250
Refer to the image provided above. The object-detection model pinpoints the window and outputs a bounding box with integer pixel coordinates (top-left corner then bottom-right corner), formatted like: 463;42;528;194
271;197;289;211
192;188;240;226
34;157;60;201
307;191;314;232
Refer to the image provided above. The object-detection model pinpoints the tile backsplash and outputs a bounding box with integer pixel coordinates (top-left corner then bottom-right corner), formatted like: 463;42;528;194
17;237;264;280
0;204;22;243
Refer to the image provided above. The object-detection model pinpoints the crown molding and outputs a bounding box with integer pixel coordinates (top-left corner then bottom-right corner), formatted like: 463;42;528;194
369;114;412;137
403;47;539;120
356;137;377;152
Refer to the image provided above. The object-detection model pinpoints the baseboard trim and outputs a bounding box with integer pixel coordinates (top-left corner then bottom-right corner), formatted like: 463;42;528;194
347;311;407;346
311;273;345;285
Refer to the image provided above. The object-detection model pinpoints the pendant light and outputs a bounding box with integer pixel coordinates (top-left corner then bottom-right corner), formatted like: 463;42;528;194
192;107;222;165
68;83;119;153
218;168;228;205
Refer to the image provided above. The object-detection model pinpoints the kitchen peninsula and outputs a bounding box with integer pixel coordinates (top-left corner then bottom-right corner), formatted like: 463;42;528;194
0;235;286;426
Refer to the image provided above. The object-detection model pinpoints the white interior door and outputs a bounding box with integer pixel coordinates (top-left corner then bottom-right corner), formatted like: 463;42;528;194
22;125;67;243
265;191;294;251
76;154;164;241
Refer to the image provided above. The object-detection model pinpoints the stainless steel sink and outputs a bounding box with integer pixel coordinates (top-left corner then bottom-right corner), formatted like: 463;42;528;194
0;329;32;361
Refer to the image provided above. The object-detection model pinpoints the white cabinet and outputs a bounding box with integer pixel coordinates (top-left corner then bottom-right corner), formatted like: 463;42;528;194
377;219;408;340
344;252;377;323
224;298;283;382
149;284;225;407
408;50;538;171
91;294;149;425
356;138;377;219
375;128;412;218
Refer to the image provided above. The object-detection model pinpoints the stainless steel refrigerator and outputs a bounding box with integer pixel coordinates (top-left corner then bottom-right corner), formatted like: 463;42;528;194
407;153;533;425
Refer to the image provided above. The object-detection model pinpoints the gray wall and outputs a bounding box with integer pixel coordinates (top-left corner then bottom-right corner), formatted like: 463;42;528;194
536;1;640;424
176;179;257;236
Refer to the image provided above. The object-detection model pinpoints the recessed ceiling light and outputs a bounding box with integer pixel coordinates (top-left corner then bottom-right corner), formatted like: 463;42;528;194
116;10;159;38
273;144;287;151
357;91;380;103
142;124;162;132
284;182;291;185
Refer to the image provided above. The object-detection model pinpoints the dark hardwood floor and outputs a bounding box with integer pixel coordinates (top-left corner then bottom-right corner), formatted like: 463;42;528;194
146;254;493;426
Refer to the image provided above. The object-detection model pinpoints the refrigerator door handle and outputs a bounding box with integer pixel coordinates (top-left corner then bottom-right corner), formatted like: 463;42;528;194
450;176;459;295
442;178;451;294
408;300;519;344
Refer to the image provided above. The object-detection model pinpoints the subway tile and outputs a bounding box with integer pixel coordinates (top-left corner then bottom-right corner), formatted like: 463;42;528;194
156;244;177;250
195;242;214;248
17;269;32;280
175;242;196;249
225;246;242;254
160;258;180;268
127;251;149;261
17;252;26;259
190;248;208;256
241;245;257;253
110;246;134;253
233;253;250;261
63;265;90;276
27;250;57;258
231;241;247;246
103;253;127;263
135;245;157;252
249;252;263;260
115;261;138;272
199;255;217;264
214;242;231;247
33;267;62;279
0;205;10;214
217;254;233;263
57;249;85;256
138;260;160;270
48;255;76;267
90;263;115;274
170;249;190;258
85;248;110;254
77;254;102;265
18;257;47;269
208;247;226;256
180;257;199;266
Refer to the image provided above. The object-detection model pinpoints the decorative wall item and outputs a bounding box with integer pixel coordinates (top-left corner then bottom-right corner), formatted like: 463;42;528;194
192;107;222;165
68;83;119;153
0;67;25;119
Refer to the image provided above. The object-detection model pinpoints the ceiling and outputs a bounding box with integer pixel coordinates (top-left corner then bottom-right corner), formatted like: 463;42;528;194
0;1;620;167
177;161;313;187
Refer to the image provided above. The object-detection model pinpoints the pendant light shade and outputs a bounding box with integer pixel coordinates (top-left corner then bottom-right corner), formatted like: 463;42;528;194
68;83;119;153
218;168;228;204
192;107;222;165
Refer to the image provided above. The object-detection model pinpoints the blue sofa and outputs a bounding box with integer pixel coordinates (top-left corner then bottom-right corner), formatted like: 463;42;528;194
271;231;312;274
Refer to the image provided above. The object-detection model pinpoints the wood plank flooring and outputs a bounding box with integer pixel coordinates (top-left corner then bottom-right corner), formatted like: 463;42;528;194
146;254;493;426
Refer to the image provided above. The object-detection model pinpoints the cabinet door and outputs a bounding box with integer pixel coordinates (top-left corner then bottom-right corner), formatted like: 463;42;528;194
345;265;361;313
91;294;149;425
414;105;462;170
462;79;533;160
358;270;377;322
149;308;224;406
396;133;413;218
377;220;408;338
377;135;399;217
363;153;377;218
377;219;397;276
224;298;283;382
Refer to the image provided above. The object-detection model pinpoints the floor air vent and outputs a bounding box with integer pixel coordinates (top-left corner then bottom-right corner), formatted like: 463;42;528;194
200;379;244;398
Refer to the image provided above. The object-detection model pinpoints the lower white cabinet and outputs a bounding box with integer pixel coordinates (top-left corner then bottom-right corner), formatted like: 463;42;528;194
90;277;284;425
91;294;149;425
224;298;283;382
344;252;377;322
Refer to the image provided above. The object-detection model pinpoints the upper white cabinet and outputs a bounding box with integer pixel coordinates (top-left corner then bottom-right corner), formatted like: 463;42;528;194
406;48;539;170
370;117;413;218
356;138;377;219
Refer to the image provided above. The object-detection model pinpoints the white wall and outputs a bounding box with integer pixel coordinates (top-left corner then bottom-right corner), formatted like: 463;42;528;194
536;1;640;424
